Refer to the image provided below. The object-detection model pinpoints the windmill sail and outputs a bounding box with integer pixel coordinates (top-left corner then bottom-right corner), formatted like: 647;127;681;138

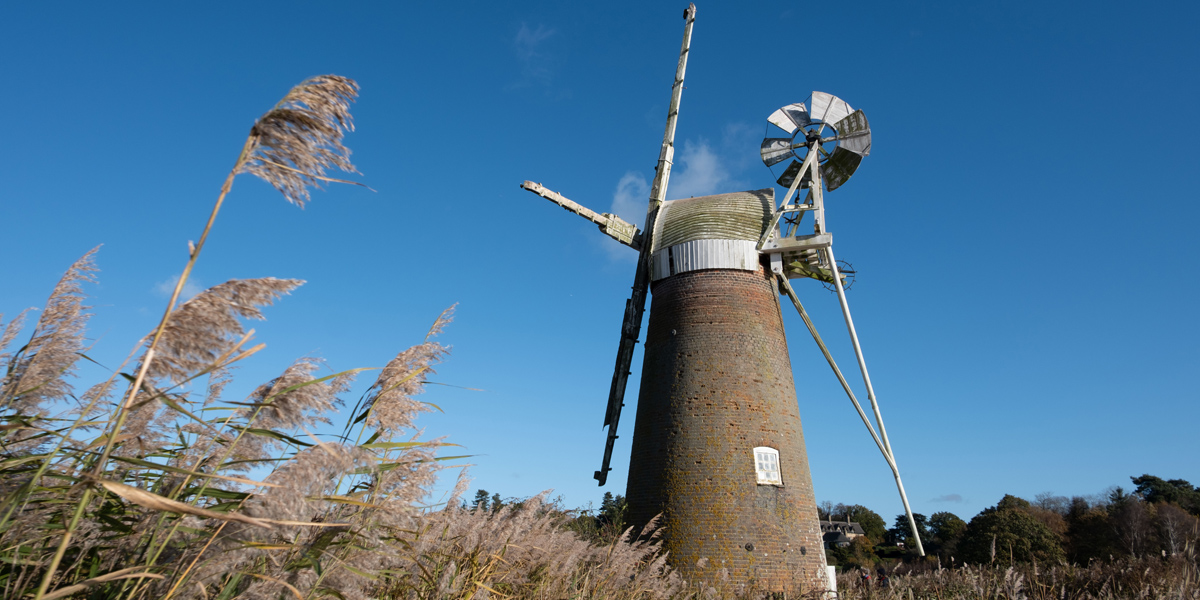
595;3;696;485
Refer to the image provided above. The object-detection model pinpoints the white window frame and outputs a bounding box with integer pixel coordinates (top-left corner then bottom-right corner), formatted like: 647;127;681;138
753;446;782;486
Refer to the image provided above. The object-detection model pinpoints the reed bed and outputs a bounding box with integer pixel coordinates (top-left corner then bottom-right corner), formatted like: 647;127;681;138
833;552;1199;600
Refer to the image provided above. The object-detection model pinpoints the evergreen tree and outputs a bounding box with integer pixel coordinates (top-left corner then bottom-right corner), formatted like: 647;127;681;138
1131;475;1200;515
473;489;490;512
600;492;616;516
887;513;929;550
599;493;627;527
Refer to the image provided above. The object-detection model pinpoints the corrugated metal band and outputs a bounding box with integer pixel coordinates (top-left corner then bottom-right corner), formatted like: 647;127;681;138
651;239;761;281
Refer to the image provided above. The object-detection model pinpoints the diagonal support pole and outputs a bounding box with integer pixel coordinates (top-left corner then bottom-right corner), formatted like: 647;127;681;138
823;245;925;556
777;274;890;462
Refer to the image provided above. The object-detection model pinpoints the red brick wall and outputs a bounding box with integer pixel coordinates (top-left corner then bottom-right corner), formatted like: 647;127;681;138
625;264;829;592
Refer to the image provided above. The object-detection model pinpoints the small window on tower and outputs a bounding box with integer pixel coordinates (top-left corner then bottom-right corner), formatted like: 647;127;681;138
753;447;782;485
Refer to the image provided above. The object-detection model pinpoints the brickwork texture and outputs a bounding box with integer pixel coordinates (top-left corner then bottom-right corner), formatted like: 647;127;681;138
625;264;829;592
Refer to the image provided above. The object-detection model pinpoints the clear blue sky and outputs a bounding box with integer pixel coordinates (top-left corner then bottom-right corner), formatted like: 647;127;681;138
3;1;1197;522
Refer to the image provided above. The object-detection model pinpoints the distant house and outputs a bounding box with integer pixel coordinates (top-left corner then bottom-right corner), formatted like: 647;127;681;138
820;520;866;549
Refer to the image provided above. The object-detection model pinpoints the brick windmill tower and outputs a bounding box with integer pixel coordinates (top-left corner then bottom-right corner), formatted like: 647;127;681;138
519;5;923;592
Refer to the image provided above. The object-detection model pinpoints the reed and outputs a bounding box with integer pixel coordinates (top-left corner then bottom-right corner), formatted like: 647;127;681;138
0;75;686;600
832;551;1199;600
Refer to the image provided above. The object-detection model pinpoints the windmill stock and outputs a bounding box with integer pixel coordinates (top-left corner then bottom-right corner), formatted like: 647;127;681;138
519;4;923;590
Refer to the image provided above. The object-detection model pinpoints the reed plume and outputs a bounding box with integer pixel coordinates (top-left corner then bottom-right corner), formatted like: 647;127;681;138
362;305;455;437
246;443;371;524
372;496;684;600
226;357;358;469
140;277;302;385
239;75;361;207
0;247;97;416
0;309;32;367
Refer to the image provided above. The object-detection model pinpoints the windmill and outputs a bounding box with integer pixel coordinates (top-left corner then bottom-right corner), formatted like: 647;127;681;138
518;6;921;591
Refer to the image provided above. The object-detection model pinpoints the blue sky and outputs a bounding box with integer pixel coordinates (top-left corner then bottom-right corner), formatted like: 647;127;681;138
2;0;1197;522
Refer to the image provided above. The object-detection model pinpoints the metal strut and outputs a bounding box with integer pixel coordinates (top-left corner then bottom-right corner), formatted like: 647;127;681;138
595;3;696;486
822;247;926;556
777;273;925;556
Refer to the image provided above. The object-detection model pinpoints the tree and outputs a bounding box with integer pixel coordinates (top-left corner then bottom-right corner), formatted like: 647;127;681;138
491;492;503;513
928;512;967;558
958;495;1065;565
1132;475;1200;515
1156;502;1199;556
600;492;616;516
887;513;929;549
1065;496;1117;563
1034;492;1070;515
818;500;834;520
473;489;490;512
848;505;887;543
598;492;627;528
567;492;628;544
1110;496;1156;557
1025;504;1067;539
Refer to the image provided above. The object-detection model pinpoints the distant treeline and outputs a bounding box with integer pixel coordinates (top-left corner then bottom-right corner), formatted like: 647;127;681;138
820;474;1200;568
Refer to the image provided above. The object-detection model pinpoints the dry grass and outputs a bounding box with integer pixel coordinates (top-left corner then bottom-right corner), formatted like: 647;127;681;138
371;498;683;600
834;552;1199;600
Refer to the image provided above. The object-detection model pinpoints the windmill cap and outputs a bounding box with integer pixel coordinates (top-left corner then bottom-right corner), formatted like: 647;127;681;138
653;189;774;250
650;188;774;282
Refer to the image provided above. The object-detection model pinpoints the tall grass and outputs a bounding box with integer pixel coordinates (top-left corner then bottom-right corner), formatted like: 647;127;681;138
834;551;1199;600
0;76;680;600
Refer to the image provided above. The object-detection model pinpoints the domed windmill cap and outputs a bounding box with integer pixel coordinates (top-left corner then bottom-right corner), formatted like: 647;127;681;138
760;92;871;192
649;189;774;282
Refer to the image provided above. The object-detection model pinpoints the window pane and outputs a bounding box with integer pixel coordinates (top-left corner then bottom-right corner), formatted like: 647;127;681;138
753;447;782;485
